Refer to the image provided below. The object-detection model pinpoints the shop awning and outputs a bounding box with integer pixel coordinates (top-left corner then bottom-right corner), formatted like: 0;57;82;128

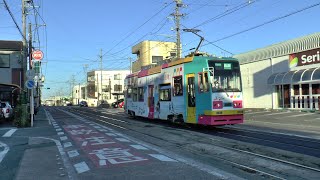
267;67;320;85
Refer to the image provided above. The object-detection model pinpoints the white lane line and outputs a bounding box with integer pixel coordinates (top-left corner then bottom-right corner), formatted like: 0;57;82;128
2;129;17;137
148;154;177;162
130;145;149;150
0;141;9;163
96;119;126;129
74;162;90;174
57;132;65;135
99;116;127;123
60;136;68;141
105;133;117;137
257;111;291;117
63;142;72;148
245;111;270;115
55;128;62;131
115;138;130;142
285;113;315;118
67;150;79;158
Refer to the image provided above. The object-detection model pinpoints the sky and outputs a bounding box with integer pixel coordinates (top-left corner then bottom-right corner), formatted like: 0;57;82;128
1;0;320;99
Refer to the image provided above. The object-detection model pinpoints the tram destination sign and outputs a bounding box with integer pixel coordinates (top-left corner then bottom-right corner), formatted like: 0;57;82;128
289;48;320;68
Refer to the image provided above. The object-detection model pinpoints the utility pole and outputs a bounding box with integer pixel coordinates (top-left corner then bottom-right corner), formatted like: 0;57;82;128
83;64;88;100
99;49;103;101
71;74;75;104
28;23;32;69
172;0;184;58
129;57;132;73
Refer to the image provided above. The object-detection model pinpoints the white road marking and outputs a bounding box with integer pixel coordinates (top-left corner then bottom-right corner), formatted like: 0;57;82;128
67;150;79;158
148;154;177;162
257;111;291;117
63;142;72;148
55;128;62;131
93;126;102;129
285;113;315;118
130;145;149;150
57;132;65;135
2;129;17;137
96;119;126;129
105;133;117;136
115;138;130;142
99;160;107;166
0;141;9;163
245;111;270;115
74;162;90;174
33;137;77;179
99;116;127;123
60;136;68;141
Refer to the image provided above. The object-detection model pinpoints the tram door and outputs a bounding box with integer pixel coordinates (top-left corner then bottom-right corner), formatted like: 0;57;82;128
148;85;154;119
186;74;196;123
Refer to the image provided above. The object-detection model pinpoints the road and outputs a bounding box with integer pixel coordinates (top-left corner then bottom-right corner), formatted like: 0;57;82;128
0;106;320;179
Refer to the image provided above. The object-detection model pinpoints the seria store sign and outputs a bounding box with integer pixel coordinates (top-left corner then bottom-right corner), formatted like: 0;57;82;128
289;48;320;68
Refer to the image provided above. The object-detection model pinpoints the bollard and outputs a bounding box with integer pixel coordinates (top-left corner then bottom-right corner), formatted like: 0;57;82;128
298;96;300;108
292;96;295;108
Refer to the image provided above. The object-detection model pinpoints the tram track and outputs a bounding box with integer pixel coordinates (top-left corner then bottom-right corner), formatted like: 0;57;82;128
54;107;320;179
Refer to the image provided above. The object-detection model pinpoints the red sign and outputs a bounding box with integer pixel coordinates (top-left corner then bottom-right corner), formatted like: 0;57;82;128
32;50;43;60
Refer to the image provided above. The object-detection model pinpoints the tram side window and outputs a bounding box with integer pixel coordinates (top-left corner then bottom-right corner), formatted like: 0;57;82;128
173;76;183;96
159;84;171;101
132;88;138;102
138;87;144;102
198;72;209;92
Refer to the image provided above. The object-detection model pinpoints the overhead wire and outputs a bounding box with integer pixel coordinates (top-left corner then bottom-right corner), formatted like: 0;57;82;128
201;2;320;46
101;1;174;58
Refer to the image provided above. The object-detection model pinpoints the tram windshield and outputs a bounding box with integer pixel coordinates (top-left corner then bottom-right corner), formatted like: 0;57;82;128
208;60;242;92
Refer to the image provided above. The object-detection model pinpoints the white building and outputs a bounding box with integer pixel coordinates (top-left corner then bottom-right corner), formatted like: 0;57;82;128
72;84;86;105
86;70;130;107
234;32;320;110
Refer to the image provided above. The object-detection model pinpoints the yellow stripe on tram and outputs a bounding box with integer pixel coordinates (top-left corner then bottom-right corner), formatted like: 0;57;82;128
204;110;244;116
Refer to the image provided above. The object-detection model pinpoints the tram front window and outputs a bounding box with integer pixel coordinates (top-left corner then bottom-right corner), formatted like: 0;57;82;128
208;60;242;92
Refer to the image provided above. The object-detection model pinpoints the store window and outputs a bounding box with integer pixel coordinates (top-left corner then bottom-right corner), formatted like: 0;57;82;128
0;54;10;68
173;76;183;96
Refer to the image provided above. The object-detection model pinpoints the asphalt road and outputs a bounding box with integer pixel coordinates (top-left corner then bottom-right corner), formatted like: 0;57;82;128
0;107;319;180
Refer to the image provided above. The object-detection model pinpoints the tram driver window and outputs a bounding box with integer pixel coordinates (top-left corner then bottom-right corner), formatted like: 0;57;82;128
173;76;183;96
198;72;209;92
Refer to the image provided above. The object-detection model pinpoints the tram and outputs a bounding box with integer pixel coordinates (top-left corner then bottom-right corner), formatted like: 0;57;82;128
124;53;244;126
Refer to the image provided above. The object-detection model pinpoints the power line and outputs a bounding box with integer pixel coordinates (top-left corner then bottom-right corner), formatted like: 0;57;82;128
203;2;320;45
2;0;27;41
102;2;174;57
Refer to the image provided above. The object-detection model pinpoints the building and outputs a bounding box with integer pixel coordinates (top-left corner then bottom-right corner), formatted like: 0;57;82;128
234;32;320;110
131;40;177;72
0;40;23;106
86;70;130;107
72;84;86;105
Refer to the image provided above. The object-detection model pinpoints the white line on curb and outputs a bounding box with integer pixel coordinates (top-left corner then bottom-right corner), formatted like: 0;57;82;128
2;129;17;137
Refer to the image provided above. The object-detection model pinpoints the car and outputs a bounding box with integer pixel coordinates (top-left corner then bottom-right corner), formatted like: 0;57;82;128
79;101;88;107
111;99;124;108
0;101;14;120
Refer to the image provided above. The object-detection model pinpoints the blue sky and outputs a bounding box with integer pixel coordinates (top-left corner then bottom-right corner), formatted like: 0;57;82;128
1;0;320;99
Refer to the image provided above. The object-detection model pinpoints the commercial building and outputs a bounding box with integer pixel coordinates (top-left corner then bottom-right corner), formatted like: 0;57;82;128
86;70;130;107
234;32;320;110
0;40;23;106
131;40;177;72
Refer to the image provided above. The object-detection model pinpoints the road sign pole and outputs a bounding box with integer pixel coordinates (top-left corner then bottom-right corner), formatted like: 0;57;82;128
30;88;34;127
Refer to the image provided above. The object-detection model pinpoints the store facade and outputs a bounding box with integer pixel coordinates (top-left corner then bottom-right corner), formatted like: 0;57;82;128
234;32;320;110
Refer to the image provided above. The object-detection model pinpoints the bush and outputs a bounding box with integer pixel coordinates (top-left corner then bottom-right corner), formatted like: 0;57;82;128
13;104;30;127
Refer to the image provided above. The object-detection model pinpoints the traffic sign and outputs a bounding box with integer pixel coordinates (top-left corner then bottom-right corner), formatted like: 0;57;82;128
32;50;43;60
25;80;35;89
26;69;35;79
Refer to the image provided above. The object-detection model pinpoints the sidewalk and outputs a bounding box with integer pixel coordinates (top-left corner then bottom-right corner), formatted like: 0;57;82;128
14;107;69;180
